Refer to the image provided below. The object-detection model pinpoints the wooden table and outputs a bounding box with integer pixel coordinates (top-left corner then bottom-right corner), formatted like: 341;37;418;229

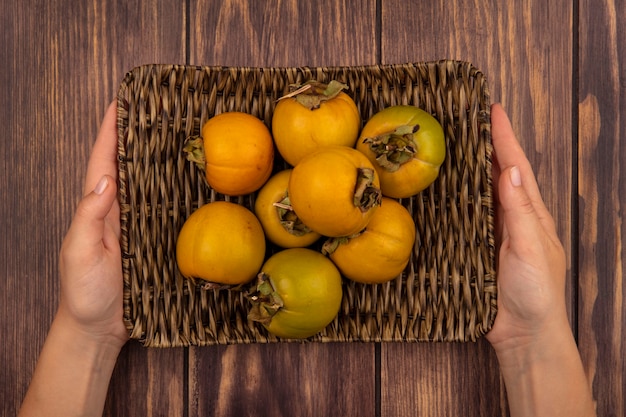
2;1;623;415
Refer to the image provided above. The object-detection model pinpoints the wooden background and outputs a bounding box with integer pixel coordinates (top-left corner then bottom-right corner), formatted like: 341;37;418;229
1;0;623;416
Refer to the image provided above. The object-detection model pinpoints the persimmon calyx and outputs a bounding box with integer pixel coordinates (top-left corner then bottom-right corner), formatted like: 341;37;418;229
362;124;420;172
321;232;362;255
183;136;206;172
273;195;314;236
278;80;348;110
247;273;284;325
354;168;382;212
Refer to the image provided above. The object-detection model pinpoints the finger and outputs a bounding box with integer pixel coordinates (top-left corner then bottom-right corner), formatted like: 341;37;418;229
84;101;119;195
68;175;119;250
490;104;542;199
490;103;557;236
498;166;546;251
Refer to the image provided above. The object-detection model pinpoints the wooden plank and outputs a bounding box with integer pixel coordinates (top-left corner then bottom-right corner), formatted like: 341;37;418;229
0;0;187;415
189;343;375;417
380;0;573;415
189;0;378;67
104;344;187;416
187;1;379;416
381;341;506;416
578;0;625;415
1;2;92;413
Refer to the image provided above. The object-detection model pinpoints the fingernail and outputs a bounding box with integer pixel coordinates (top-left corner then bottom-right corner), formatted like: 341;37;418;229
94;176;109;195
510;166;522;187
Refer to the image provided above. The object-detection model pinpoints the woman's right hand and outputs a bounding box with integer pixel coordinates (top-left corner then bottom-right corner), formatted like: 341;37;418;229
486;103;569;351
486;103;595;417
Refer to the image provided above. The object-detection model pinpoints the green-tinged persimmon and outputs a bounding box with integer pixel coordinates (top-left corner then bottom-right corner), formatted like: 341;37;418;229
247;248;343;339
356;105;445;198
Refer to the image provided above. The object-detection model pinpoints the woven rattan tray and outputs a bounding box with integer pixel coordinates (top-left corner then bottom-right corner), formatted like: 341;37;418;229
117;61;496;347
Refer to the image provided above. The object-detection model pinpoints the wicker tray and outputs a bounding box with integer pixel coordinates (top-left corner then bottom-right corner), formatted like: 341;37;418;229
117;61;496;347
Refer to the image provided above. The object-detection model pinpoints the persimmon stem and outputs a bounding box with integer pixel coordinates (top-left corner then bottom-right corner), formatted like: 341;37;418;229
353;168;382;212
277;80;349;110
277;84;313;101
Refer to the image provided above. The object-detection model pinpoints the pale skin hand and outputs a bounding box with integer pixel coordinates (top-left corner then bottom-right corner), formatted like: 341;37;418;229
19;101;128;417
487;103;596;416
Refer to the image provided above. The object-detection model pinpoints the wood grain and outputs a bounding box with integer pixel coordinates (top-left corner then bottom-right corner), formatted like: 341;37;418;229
3;0;624;416
189;343;375;417
189;0;378;67
0;0;187;415
2;2;93;412
104;344;187;417
578;0;625;414
380;341;506;416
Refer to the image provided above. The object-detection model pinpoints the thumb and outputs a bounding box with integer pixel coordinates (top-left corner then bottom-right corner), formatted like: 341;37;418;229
69;175;118;248
499;166;544;248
